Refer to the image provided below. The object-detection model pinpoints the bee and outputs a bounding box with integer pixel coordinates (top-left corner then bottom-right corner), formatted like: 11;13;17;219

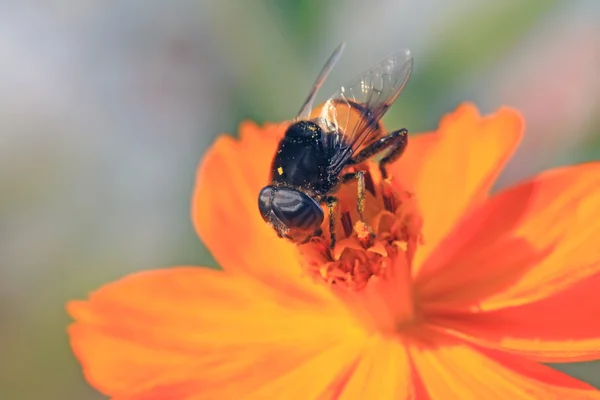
258;43;413;248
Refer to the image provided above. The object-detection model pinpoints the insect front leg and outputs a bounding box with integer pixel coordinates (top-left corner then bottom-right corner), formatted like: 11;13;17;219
348;128;408;179
341;171;376;238
325;196;338;250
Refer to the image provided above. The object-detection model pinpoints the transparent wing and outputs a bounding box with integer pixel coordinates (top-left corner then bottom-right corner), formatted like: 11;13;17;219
297;42;346;119
318;49;413;153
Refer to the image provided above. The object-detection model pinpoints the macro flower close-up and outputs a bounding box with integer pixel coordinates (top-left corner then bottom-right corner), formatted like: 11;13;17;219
67;103;600;399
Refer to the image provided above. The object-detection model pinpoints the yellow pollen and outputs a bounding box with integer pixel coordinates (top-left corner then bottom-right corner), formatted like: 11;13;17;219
355;221;371;238
277;166;284;175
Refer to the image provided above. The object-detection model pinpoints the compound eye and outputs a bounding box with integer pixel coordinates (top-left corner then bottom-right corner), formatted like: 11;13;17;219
272;188;324;232
285;120;322;140
257;186;275;222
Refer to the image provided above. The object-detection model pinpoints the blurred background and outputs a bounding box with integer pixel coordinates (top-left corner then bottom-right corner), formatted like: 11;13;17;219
1;1;599;398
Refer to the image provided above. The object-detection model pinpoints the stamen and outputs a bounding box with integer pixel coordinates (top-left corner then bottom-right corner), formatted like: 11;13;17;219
355;221;375;249
298;164;423;292
364;168;376;196
381;178;398;212
341;211;353;238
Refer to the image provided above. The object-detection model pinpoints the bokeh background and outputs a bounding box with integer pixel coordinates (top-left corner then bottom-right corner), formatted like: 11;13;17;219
1;1;599;398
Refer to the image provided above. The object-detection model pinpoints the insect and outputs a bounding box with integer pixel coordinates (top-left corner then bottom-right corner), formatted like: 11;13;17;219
258;42;413;248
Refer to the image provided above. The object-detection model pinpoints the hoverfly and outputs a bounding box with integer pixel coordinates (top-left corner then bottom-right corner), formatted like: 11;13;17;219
258;43;413;248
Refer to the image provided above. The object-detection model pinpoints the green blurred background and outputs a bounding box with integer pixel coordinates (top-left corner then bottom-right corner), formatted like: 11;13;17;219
1;1;599;398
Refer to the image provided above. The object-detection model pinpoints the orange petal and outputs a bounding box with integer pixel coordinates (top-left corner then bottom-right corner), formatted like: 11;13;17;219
118;339;364;400
241;340;362;400
388;131;439;193
68;267;364;398
427;272;600;363
409;329;600;399
334;336;428;400
391;103;523;274
192;121;326;296
417;162;600;310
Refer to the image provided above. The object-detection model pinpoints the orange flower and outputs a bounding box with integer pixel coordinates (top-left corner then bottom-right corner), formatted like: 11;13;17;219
68;103;600;399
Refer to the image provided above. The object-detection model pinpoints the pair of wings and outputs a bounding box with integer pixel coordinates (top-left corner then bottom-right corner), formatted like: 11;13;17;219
296;42;413;155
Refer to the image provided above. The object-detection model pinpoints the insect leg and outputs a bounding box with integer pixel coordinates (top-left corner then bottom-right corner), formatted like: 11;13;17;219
342;170;367;221
379;128;409;179
325;196;338;250
348;128;408;179
341;171;376;238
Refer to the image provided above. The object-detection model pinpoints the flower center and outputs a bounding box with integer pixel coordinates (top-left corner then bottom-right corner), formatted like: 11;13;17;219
298;163;423;334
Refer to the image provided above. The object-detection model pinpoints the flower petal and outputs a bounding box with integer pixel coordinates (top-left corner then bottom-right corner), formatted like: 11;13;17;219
242;340;362;400
427;272;600;363
68;267;364;398
392;103;523;273
120;339;364;400
192;121;328;296
409;329;600;399
417;162;600;310
388;131;438;192
335;336;428;400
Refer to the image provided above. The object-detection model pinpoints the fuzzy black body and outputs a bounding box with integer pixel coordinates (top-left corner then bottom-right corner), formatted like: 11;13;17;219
257;44;413;247
271;120;350;197
258;120;352;243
